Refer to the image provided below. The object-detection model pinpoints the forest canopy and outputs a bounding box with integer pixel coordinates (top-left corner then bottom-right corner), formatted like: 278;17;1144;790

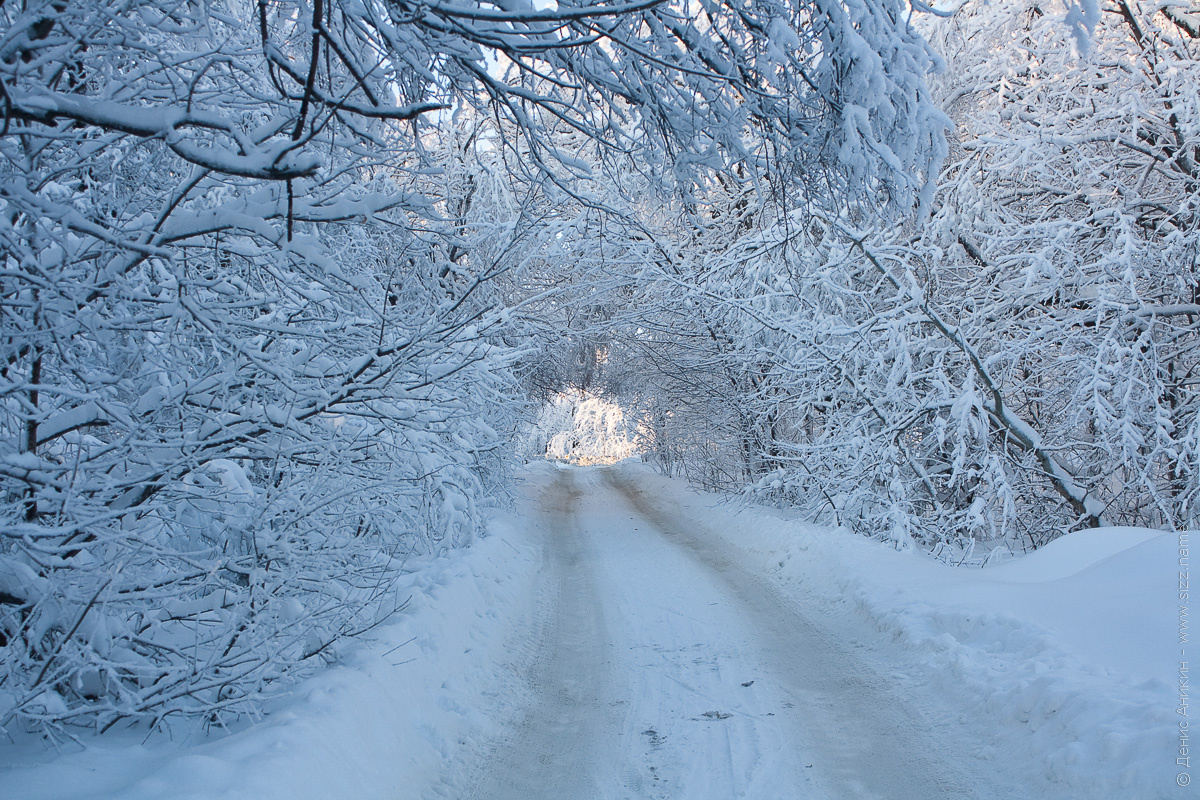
1;0;1196;739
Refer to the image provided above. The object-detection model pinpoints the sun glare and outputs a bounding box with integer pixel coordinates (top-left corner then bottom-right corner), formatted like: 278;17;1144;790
530;390;640;465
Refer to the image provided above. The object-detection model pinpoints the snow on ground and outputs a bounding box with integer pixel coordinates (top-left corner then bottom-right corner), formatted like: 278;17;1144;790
1;461;1186;799
610;461;1184;800
0;503;544;800
465;465;963;799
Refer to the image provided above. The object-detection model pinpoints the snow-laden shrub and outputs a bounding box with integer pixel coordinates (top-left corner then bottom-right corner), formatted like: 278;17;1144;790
0;0;521;731
611;1;1200;551
0;218;518;736
519;391;639;465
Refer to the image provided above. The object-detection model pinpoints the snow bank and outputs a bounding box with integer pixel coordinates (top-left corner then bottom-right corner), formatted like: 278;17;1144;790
612;462;1185;800
0;511;542;800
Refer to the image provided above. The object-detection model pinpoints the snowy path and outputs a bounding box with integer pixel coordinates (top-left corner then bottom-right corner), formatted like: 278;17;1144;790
1;464;1174;799
464;468;980;800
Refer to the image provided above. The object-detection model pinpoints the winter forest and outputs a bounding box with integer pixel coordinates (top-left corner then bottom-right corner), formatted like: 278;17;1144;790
0;0;1197;760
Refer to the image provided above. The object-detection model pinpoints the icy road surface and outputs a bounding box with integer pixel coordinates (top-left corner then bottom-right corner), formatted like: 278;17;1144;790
464;468;992;800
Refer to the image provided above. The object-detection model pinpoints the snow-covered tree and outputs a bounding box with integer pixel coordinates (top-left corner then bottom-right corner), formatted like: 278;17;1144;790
0;0;948;737
909;0;1200;542
619;0;1200;551
0;0;531;737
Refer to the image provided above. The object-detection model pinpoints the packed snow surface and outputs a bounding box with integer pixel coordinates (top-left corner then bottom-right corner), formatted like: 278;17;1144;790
0;463;1184;799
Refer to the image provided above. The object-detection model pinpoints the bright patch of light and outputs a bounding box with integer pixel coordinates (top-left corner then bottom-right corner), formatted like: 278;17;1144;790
523;389;640;465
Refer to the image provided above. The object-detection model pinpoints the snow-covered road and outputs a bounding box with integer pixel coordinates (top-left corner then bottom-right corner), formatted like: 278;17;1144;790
465;468;983;800
3;464;1176;799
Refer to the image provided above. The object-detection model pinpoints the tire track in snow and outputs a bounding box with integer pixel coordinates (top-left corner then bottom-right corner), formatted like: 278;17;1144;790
464;469;620;800
606;469;979;800
467;467;978;799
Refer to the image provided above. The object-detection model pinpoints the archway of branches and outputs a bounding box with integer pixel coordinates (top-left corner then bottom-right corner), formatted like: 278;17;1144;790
2;0;1198;738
